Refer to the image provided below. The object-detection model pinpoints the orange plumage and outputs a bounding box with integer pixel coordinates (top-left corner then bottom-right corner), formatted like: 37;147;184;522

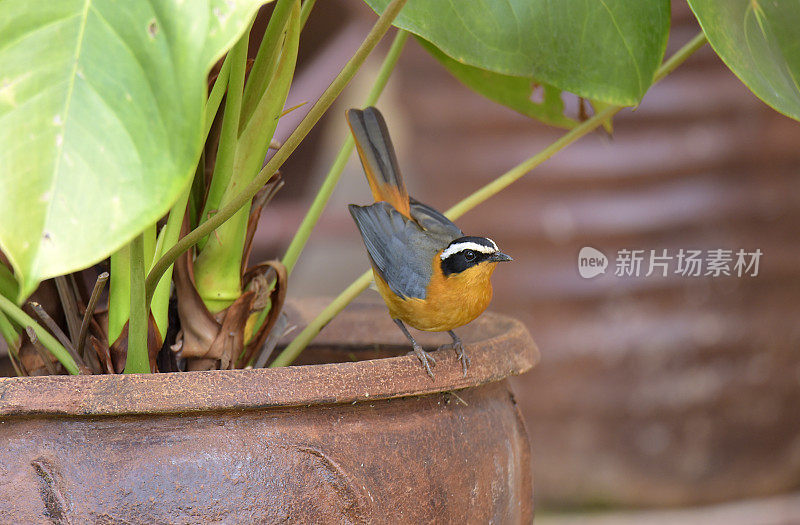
375;255;499;332
351;138;411;219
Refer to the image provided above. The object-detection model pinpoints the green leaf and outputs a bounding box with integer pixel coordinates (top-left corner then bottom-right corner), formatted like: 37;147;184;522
688;0;800;121
0;262;18;301
417;37;577;129
363;0;670;105
0;0;268;301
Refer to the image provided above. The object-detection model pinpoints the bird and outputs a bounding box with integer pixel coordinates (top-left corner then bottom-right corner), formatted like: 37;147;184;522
347;107;512;378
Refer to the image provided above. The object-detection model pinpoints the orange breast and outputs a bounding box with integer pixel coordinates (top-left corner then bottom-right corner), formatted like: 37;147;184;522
373;259;498;332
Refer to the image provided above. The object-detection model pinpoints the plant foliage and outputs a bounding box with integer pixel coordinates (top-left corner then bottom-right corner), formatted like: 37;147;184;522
689;0;800;121
0;0;267;301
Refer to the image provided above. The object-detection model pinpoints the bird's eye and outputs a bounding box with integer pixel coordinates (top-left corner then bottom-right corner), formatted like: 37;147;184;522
464;250;476;261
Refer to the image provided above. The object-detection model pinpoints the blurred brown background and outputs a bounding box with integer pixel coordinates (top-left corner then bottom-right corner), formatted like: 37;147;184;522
250;1;800;521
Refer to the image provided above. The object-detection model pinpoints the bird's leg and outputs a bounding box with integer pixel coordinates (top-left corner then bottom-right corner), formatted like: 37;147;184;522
438;330;470;377
393;319;436;379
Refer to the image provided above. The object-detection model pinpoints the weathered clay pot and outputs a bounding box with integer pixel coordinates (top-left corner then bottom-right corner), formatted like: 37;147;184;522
0;301;537;523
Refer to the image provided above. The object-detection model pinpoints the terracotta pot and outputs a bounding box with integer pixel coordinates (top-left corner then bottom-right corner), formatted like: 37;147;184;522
0;300;537;523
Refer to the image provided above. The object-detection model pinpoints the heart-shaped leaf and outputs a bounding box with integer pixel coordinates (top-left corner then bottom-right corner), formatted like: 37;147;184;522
688;0;800;121
363;0;670;105
0;0;268;301
417;37;577;129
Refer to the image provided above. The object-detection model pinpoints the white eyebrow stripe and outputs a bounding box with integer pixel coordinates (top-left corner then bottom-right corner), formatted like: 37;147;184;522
440;241;497;260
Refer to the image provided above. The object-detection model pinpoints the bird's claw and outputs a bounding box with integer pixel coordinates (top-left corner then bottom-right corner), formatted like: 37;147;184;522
411;344;436;379
438;340;470;377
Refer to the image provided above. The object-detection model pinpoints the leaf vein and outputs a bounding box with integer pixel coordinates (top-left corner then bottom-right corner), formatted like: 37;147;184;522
0;13;80;56
41;0;92;277
597;0;643;97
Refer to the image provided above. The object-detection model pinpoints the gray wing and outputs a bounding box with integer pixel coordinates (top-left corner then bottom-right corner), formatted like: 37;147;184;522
349;202;443;300
409;198;463;241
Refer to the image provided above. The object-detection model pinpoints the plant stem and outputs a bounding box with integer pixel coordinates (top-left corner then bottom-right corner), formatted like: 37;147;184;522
282;29;409;274
654;32;707;83
0;294;79;374
205;57;231;140
152;37;239;323
448;32;707;219
29;302;87;372
299;0;316;30
145;0;409;307
0;309;23;375
192;34;249;311
271;31;709;367
0;261;17;300
0;309;18;351
26;327;57;375
123;234;149;374
108;224;156;343
270;269;372;368
240;0;296;131
107;243;131;343
195;0;300;313
53;276;81;345
198;35;249;253
76;271;109;358
150;184;190;336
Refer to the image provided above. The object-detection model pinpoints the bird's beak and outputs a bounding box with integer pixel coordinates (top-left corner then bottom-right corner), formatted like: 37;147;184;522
489;252;513;262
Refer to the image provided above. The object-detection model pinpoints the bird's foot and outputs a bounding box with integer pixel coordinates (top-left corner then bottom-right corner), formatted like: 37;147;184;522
411;344;436;379
438;340;470;377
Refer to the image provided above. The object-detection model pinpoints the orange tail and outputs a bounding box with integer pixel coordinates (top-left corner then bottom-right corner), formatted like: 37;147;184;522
346;107;411;218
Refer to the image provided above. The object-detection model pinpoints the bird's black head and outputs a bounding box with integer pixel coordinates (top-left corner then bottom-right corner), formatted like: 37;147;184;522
439;236;513;276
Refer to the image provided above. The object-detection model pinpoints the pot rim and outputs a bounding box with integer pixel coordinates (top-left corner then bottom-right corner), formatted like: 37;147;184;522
0;301;538;417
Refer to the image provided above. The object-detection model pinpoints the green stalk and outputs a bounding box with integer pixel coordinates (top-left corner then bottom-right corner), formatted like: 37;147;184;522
197;35;249;253
240;0;296;131
270;270;372;368
107;244;131;343
108;225;156;343
192;34;248;310
142;225;156;274
237;1;301;167
0;294;79;374
270;31;709;367
282;29;409;274
205;57;231;140
653;33;708;83
194;0;300;313
123;234;149;374
0;309;19;347
299;0;316;30
145;0;410;308
0;261;18;300
0;309;22;374
152;55;227;332
188;151;207;231
149;183;192;336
